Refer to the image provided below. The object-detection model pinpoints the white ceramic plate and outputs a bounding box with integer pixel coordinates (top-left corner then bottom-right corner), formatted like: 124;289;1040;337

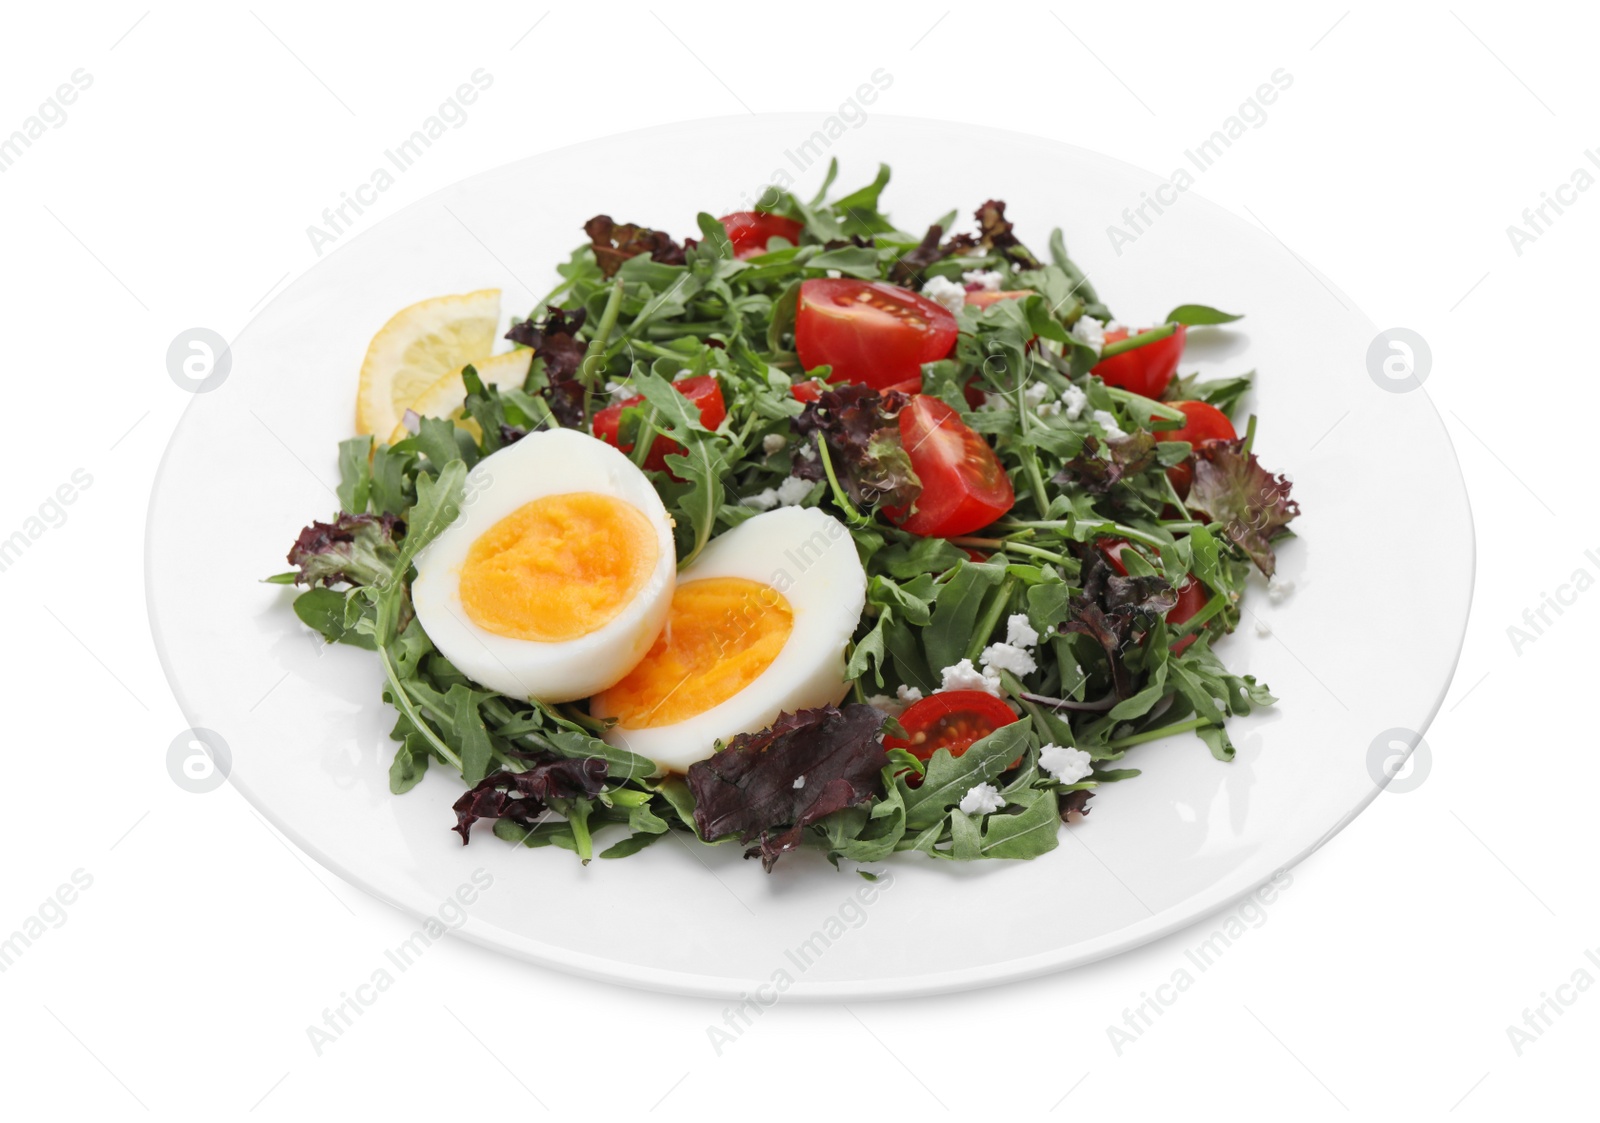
147;115;1473;999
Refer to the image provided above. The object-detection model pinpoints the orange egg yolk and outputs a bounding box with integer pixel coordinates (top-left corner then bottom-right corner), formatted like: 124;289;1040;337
595;577;793;728
458;492;658;642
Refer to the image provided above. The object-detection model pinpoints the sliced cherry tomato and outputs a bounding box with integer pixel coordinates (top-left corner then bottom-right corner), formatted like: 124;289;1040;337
1098;538;1210;653
884;690;1020;764
592;375;726;473
795;279;958;390
1156;400;1237;496
790;379;827;403
885;395;1014;537
717;211;805;259
1093;324;1188;399
882;376;923;396
963;289;1033;310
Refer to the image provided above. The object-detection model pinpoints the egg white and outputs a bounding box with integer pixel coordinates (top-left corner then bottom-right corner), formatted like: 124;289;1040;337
593;505;867;772
411;429;676;703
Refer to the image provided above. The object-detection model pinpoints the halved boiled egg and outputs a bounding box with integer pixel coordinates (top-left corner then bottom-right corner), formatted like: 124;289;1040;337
591;506;867;772
411;429;676;703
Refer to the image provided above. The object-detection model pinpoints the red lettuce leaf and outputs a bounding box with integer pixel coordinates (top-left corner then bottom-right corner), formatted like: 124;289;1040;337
686;704;888;871
505;305;588;428
287;512;402;588
451;754;609;843
791;383;920;510
1059;549;1178;698
1186;438;1300;577
1054;432;1158;495
582;215;689;278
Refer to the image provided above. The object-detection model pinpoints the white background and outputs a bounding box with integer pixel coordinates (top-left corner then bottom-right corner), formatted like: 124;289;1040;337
0;1;1592;1118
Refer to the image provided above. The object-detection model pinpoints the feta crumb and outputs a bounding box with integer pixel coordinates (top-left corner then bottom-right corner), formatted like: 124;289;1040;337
1040;744;1094;784
1255;618;1273;637
776;475;814;506
980;642;1037;678
1037;400;1063;417
958;782;1005;816
1059;383;1088;421
1024;381;1052;407
672;368;695;382
603;380;630;401
978;391;1006;412
936;658;1002;696
825;269;842;279
896;684;924;704
961;269;1003;292
1092;409;1127;439
1072;315;1106;350
742;488;779;511
1267;576;1295;604
1005;613;1039;649
795;442;817;461
762;433;786;455
921;274;967;314
792;775;806;789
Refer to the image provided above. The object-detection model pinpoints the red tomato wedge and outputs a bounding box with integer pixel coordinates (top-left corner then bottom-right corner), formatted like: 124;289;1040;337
1156;400;1237;496
795;279;958;390
790;379;827;403
1098;537;1210;653
886;395;1014;537
1093;324;1188;399
883;690;1020;764
717;211;805;259
591;375;726;472
963;289;1033;310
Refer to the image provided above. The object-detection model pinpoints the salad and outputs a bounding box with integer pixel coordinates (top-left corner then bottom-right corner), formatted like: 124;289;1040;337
273;162;1299;872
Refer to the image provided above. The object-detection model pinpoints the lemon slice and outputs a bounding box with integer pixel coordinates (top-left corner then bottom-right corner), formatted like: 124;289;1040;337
355;289;501;436
387;349;533;446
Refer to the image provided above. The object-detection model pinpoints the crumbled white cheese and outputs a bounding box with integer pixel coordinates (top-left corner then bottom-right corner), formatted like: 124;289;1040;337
1092;409;1127;439
896;684;924;704
980;642;1037;678
762;433;786;455
1024;381;1052;407
795;442;817;461
936;658;1002;696
1072;315;1106;350
1267;576;1295;604
978;391;1006;412
793;774;806;789
1005;613;1039;649
865;693;897;713
958;782;1005;816
825;269;842;279
921;274;967;314
1039;744;1094;784
776;475;814;506
1059;383;1088;421
1255;618;1273;637
962;269;1003;292
742;488;779;511
1037;400;1063;417
603;380;631;401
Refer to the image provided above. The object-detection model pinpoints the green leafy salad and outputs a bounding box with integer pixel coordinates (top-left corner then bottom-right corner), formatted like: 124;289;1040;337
274;161;1300;873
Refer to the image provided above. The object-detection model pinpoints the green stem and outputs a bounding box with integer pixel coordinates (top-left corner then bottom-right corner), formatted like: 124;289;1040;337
578;279;626;411
1099;324;1177;360
1241;413;1259;458
1106;717;1217;751
816;439;867;525
375;646;464;772
965;576;1018;663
